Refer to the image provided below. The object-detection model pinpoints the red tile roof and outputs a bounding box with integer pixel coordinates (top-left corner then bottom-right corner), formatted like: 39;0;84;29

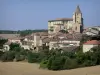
84;40;100;45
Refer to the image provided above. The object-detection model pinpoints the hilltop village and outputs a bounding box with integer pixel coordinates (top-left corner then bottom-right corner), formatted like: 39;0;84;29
0;5;100;71
0;5;100;53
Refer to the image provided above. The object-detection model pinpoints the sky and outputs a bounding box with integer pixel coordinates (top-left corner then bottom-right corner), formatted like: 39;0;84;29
0;0;100;30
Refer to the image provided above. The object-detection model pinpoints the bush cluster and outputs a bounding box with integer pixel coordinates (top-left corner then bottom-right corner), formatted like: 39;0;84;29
40;46;100;70
0;43;27;62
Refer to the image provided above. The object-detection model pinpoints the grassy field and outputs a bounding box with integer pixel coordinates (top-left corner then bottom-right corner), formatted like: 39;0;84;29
0;62;100;75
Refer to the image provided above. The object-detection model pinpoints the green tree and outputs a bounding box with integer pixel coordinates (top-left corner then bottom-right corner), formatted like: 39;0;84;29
47;55;66;70
91;46;100;65
40;59;48;69
0;51;4;59
0;39;8;49
9;43;21;51
15;53;25;61
1;51;15;62
27;52;39;63
63;58;78;69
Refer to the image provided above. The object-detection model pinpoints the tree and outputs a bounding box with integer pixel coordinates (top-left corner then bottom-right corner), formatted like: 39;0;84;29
47;55;66;70
19;29;48;36
62;51;75;59
9;43;21;51
27;52;39;63
40;59;48;69
15;53;25;61
0;51;4;59
91;46;100;65
1;51;15;62
0;39;8;49
63;58;78;69
75;51;85;65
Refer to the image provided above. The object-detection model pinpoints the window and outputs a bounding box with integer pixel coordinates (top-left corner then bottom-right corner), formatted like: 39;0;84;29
50;26;53;28
49;26;54;31
49;28;54;31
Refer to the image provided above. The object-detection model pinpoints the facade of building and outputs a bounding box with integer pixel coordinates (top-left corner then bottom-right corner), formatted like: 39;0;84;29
48;5;84;34
83;40;100;52
21;32;48;52
21;35;34;50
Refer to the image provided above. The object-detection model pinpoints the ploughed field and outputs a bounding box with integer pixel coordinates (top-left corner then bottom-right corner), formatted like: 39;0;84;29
0;62;100;75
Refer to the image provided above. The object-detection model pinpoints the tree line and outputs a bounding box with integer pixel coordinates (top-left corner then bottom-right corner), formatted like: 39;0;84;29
0;29;48;36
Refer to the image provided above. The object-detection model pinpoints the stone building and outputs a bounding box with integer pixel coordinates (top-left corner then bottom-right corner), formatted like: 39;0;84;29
48;5;84;34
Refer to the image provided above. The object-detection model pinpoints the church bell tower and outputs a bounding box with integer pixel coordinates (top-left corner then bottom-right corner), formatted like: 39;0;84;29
73;5;84;33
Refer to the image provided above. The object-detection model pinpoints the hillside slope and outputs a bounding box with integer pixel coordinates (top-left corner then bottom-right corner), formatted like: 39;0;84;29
0;62;100;75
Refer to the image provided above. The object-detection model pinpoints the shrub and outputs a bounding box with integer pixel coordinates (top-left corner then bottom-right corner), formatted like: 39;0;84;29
75;52;85;65
0;51;4;57
9;43;21;51
37;53;47;63
0;39;8;49
15;53;25;61
47;56;66;70
27;52;39;63
27;52;34;63
40;60;48;69
63;58;78;69
1;51;15;62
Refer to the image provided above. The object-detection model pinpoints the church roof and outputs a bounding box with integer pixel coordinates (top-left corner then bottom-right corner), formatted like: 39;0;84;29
83;40;100;45
56;18;73;21
75;5;81;14
48;18;73;22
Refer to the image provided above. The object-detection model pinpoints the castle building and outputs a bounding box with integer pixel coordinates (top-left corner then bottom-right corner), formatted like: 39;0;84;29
48;5;84;34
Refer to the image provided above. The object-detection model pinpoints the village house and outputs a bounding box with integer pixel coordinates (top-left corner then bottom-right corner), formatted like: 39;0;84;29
0;31;83;52
83;40;100;52
0;32;49;52
21;34;34;50
21;32;48;52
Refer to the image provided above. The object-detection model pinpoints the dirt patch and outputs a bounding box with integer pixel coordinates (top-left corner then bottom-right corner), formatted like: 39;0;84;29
0;62;100;75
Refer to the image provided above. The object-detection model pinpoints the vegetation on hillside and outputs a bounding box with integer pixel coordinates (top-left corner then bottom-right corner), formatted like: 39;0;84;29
0;42;100;70
0;29;48;36
0;34;100;70
40;46;100;70
0;39;8;49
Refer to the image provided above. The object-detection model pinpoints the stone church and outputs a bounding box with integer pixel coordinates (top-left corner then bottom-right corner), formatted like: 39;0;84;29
48;5;84;34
